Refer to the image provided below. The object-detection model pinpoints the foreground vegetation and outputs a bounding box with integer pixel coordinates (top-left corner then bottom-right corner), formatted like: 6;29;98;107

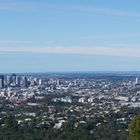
0;107;140;140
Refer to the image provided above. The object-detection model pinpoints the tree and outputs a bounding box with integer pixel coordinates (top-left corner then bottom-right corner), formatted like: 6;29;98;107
128;116;140;140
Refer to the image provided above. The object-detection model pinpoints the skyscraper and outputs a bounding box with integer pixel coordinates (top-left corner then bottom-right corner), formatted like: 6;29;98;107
16;76;21;86
12;74;16;86
6;75;12;86
135;77;140;84
0;75;4;88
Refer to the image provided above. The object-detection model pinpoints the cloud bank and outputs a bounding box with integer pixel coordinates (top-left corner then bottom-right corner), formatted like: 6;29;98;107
0;46;140;57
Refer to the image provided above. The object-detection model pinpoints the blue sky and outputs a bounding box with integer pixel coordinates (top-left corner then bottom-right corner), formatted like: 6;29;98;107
0;0;140;72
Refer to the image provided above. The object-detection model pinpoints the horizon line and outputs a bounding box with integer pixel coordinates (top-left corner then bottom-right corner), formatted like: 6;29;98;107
1;71;140;74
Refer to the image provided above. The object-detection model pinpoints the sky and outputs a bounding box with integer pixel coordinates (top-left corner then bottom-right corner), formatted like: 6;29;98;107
0;0;140;73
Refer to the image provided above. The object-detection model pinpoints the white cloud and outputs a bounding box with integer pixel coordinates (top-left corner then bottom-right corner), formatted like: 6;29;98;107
0;46;140;57
77;6;140;17
81;33;140;40
0;1;49;12
0;40;33;44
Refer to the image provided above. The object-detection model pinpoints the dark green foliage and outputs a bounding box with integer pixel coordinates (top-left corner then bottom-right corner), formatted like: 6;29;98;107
128;116;140;140
3;107;140;140
0;115;129;140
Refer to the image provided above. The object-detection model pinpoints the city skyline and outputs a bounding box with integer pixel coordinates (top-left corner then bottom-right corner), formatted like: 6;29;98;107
1;0;140;72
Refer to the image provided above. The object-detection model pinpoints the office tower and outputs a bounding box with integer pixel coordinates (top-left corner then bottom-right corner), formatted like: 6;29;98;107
16;76;21;86
56;80;60;86
12;74;16;86
38;79;42;85
6;75;12;86
21;76;29;87
135;77;139;84
33;78;38;85
24;77;29;87
30;78;35;86
0;75;4;88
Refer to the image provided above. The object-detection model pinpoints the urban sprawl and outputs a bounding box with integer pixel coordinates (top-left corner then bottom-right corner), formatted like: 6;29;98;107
0;73;140;131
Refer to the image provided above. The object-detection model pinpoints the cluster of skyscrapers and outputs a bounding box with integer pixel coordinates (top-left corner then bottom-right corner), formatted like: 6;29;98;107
0;74;41;89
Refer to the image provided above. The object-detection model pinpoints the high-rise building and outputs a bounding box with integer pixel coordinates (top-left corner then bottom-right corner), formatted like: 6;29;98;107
0;75;4;88
24;77;29;87
21;76;29;87
12;74;16;86
38;79;42;85
6;75;12;86
135;77;139;84
16;76;21;86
